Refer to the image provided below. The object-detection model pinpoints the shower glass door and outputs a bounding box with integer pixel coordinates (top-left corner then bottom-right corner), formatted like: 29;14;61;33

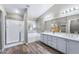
6;20;20;44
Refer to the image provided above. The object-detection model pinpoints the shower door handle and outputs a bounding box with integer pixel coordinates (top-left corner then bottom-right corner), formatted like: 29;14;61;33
19;32;21;42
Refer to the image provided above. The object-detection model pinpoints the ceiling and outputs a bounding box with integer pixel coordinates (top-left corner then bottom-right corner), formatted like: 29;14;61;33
3;4;54;19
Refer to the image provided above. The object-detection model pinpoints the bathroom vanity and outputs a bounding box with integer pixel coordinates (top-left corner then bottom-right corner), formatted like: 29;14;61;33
40;32;79;54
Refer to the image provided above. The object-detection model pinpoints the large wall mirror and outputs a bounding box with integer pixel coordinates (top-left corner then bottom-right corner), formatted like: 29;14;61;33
70;19;79;34
44;14;79;34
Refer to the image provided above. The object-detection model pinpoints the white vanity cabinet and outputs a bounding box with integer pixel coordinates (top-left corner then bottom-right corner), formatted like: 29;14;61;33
56;37;67;53
41;32;79;54
67;40;79;54
41;34;57;49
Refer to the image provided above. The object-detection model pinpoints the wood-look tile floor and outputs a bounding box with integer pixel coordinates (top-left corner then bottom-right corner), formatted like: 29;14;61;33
3;41;62;54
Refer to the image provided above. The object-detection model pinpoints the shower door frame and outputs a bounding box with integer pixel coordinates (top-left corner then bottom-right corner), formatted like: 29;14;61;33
5;18;24;45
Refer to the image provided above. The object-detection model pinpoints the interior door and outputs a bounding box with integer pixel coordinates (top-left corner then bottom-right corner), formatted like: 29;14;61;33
6;20;20;44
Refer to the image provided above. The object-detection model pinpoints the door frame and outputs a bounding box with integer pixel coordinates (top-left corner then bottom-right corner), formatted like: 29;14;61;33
0;10;3;51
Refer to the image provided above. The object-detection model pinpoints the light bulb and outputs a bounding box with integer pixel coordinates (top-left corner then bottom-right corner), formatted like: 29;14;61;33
74;7;79;10
70;8;74;11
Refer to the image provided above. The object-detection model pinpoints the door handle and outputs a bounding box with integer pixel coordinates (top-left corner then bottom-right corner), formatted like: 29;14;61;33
19;32;21;42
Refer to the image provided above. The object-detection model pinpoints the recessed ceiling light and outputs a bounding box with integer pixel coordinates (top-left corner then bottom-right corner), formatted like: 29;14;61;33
13;9;20;14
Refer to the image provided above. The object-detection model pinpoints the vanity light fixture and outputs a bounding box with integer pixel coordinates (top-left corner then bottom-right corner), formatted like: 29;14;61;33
62;9;70;14
62;6;79;14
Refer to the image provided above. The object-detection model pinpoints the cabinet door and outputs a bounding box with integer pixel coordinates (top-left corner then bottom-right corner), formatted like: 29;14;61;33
52;36;57;43
44;35;48;44
47;35;52;46
51;42;57;49
56;37;67;53
51;36;57;49
43;34;47;44
42;34;46;43
40;34;44;42
67;40;79;54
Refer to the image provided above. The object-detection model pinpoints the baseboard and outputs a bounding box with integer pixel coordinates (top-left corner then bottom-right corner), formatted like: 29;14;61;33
3;42;24;49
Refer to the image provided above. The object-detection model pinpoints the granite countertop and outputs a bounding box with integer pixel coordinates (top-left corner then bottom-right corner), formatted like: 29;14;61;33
41;32;79;41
